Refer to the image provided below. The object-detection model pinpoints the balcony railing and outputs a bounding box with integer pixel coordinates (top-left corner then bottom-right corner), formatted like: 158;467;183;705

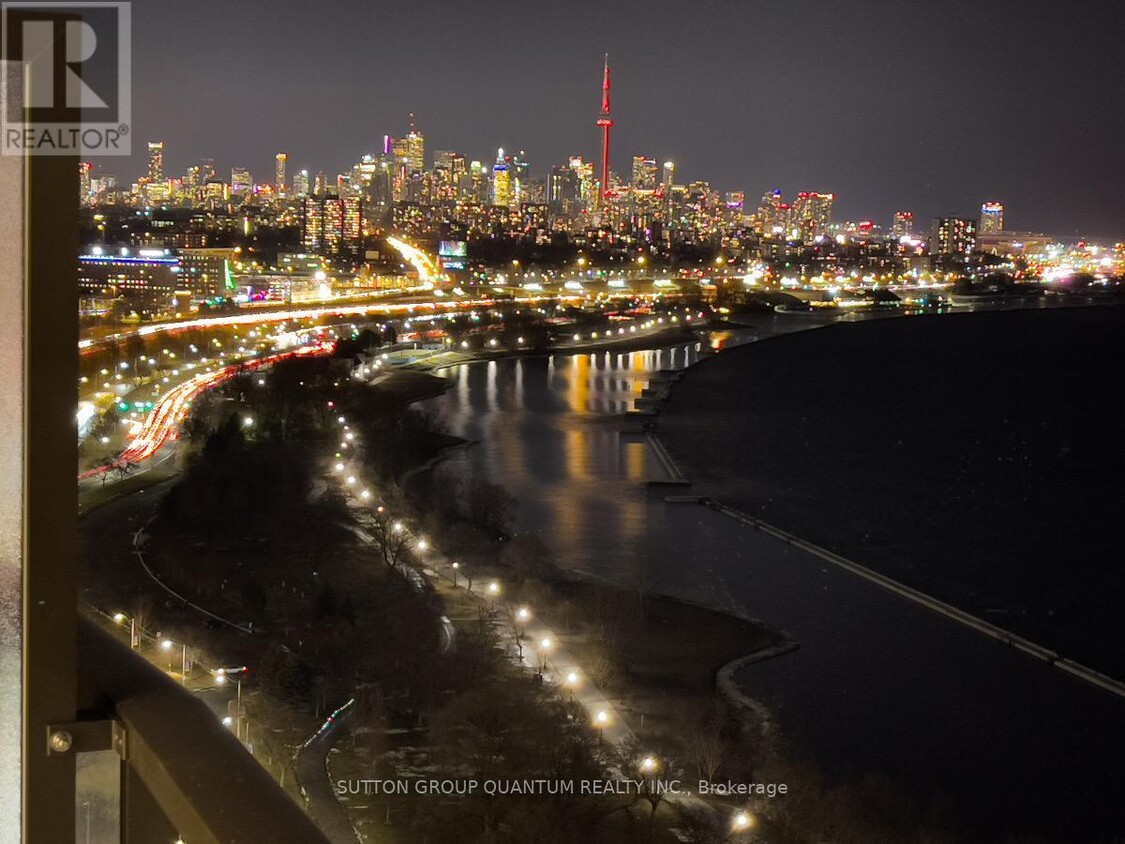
66;617;328;843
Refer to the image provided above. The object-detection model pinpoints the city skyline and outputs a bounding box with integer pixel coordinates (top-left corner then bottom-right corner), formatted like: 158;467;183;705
99;0;1125;239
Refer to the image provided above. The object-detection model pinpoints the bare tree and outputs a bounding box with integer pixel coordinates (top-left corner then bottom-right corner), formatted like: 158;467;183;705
685;710;725;783
368;508;411;570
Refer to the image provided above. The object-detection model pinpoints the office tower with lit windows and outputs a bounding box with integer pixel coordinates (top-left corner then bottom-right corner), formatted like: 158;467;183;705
147;141;164;182
568;155;593;205
293;169;310;197
433;150;465;201
301;193;363;261
492;149;512;207
791;191;834;238
980;201;1004;234
757;189;783;233
275;153;288;193
79;162;92;202
631;156;658;190
230;168;253;199
404;115;425;173
512;151;530;204
893;210;915;237
931;216;978;258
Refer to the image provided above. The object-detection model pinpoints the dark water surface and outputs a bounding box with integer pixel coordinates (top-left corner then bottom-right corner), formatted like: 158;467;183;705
424;310;1125;841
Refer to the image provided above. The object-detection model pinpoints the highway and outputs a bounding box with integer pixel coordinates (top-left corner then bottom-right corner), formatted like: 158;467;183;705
79;340;335;481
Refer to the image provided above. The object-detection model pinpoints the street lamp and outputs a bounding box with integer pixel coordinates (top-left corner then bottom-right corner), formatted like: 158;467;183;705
516;606;531;623
732;811;754;833
113;612;138;648
594;709;610;744
640;755;658;774
450;561;460;587
536;637;553;679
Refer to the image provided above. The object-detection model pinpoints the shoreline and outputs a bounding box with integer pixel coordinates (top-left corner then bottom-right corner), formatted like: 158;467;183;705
650;305;1125;690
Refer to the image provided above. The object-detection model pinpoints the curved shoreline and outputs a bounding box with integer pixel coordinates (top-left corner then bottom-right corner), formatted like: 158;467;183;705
648;308;1125;698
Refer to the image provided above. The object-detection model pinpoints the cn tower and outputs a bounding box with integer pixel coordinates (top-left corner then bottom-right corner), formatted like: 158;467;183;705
596;55;614;201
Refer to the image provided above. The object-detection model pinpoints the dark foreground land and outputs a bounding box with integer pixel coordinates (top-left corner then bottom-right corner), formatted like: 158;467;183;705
660;304;1125;678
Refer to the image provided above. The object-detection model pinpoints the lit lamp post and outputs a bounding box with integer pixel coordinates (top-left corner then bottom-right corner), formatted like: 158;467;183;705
564;671;580;702
215;670;243;742
450;561;459;588
731;810;755;840
537;636;552;679
486;580;500;609
113;611;137;649
161;639;188;685
593;709;610;745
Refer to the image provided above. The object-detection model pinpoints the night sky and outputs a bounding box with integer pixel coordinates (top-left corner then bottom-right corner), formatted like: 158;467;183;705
114;0;1124;238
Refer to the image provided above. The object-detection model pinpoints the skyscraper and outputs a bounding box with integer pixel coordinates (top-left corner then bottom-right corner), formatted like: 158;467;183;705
230;168;253;199
893;210;915;237
302;193;363;260
791;191;834;238
275;153;288;193
631;156;658;190
404;114;425;173
492;148;511;208
147;141;164;182
757;189;783;233
293;169;310;197
980;201;1004;234
79;161;92;202
931;217;978;257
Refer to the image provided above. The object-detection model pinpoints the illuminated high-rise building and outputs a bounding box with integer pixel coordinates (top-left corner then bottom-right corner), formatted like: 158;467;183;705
931;216;978;257
631;156;658;190
512;150;530;204
569;155;594;204
79;161;92;201
433;150;465;201
892;210;915;237
147;141;164;182
293;169;310;197
492;148;512;207
405;114;425;173
313;171;327;196
275;153;288;193
662;161;675;188
548;164;577;211
757;189;783;233
791;191;834;238
980;201;1004;234
230;167;253;198
301;193;363;260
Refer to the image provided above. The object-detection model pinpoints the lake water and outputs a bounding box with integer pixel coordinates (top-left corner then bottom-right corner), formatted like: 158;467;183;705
423;314;1125;841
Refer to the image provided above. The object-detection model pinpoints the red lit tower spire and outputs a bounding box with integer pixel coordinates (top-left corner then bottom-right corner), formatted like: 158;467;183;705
596;55;614;202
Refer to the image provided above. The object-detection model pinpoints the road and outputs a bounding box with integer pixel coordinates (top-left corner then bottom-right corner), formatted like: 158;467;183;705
79;340;335;482
295;702;363;844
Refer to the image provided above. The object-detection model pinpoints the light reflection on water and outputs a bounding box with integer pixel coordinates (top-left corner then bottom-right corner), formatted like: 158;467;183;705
422;321;1125;839
426;344;703;579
